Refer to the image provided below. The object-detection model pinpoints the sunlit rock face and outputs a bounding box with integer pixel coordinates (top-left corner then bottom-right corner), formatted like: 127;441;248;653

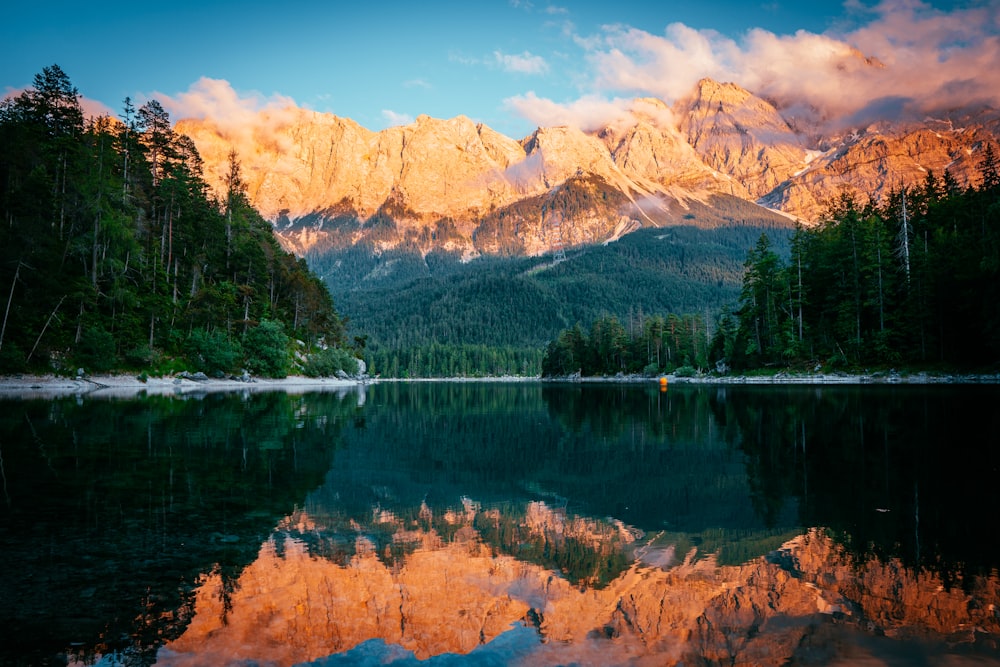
177;77;1000;258
157;505;1000;667
674;78;808;201
759;123;996;221
176;111;530;232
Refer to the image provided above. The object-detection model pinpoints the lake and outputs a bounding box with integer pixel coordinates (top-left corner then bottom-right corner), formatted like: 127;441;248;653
1;381;998;666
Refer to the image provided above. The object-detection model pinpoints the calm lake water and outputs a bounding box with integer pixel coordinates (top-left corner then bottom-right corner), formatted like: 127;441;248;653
1;381;999;666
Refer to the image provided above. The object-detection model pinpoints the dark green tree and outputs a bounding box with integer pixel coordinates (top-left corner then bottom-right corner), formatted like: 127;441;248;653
243;319;289;377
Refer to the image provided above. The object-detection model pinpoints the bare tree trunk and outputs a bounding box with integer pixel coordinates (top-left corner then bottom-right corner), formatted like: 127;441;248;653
58;153;67;239
27;295;66;364
0;263;21;353
797;254;803;342
92;131;106;289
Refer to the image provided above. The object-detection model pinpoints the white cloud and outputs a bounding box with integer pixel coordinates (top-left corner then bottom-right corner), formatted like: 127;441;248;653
153;78;303;164
448;51;481;66
509;0;1000;130
494;50;550;75
155;77;297;126
504;92;674;132
81;96;115;120
382;109;414;126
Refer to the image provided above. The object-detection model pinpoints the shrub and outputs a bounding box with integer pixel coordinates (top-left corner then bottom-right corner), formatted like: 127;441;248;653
75;327;116;372
124;345;154;367
243;320;289;378
187;329;241;375
0;342;26;374
302;347;359;377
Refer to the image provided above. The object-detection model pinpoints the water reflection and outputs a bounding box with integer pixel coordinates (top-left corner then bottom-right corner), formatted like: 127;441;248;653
0;382;998;665
0;388;362;666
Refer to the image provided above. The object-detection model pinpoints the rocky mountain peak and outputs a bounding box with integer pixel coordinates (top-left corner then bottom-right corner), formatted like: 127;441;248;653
176;76;999;256
674;78;808;200
686;78;755;109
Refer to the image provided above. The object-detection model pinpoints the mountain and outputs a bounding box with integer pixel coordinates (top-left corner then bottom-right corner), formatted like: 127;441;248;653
760;118;998;216
674;79;808;200
177;77;1000;260
173;78;1000;377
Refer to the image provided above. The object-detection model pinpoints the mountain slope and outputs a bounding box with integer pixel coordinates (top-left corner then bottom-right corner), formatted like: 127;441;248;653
310;197;793;366
674;78;807;200
177;77;1000;261
172;78;1000;376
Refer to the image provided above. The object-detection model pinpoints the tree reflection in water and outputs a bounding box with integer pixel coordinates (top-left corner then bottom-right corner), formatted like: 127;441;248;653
1;382;998;666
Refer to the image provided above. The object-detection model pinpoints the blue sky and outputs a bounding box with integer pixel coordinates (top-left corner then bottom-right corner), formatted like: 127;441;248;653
2;0;997;138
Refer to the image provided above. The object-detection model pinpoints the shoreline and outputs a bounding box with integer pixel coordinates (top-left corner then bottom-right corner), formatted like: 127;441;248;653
668;370;1000;384
0;373;368;399
554;370;1000;385
1;369;998;399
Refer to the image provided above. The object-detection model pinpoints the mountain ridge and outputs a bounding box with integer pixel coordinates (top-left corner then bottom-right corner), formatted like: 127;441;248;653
175;77;1000;258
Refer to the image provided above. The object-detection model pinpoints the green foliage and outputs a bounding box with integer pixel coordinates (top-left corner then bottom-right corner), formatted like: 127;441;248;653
311;221;792;377
124;345;155;367
0;65;346;374
242;320;289;378
74;327;116;372
541;312;712;377
729;174;1000;371
186;329;241;375
301;347;359;377
0;342;26;373
368;343;541;378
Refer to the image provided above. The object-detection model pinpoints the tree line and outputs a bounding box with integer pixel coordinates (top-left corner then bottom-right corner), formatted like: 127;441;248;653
0;65;353;377
541;311;713;377
542;147;1000;377
313;222;784;377
725;152;1000;371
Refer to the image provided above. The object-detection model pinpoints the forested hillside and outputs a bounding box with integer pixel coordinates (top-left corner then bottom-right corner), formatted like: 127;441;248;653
541;159;1000;377
311;204;794;377
727;164;1000;371
0;66;351;377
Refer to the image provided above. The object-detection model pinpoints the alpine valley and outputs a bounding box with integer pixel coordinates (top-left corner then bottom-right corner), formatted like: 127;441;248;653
178;77;1000;376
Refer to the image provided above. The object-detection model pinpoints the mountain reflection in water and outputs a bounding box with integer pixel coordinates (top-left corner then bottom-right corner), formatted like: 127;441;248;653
0;382;998;666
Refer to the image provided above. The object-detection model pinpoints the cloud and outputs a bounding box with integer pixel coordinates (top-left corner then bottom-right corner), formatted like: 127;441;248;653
455;49;550;75
155;77;298;127
81;97;115;119
153;78;303;173
382;109;414;126
493;50;550;74
505;92;674;132
508;0;1000;130
403;78;432;89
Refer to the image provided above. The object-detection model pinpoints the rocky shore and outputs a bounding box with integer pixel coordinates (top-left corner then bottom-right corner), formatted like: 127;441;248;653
2;369;998;399
668;370;1000;384
548;370;1000;384
0;372;366;399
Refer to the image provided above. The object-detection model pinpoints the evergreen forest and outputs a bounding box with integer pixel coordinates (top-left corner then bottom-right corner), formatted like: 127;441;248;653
312;216;793;378
8;65;995;381
542;156;1000;377
725;164;1000;371
0;66;353;378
